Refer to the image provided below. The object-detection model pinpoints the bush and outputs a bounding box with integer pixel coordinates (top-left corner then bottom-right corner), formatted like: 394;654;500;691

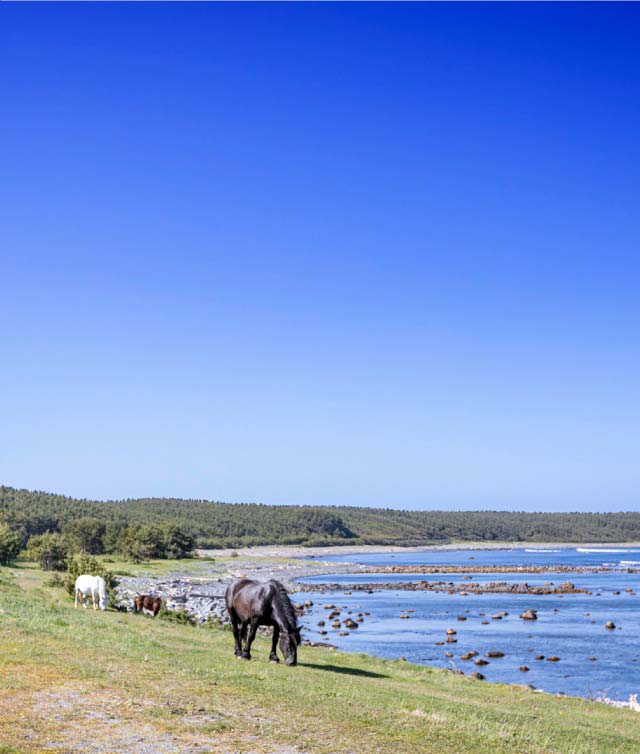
157;606;197;626
45;572;65;588
0;522;22;564
64;554;117;597
26;532;68;571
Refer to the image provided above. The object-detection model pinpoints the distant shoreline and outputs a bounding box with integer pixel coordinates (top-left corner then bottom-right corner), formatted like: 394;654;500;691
199;541;640;561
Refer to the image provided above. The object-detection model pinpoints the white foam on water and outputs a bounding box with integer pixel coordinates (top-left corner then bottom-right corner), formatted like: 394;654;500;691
525;549;561;553
577;548;636;554
620;560;640;566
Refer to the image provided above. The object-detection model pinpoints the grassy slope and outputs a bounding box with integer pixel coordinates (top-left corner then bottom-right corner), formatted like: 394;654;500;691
1;564;639;754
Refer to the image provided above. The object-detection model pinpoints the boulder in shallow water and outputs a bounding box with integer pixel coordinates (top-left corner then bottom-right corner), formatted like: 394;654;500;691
605;621;616;630
470;672;485;680
520;609;538;620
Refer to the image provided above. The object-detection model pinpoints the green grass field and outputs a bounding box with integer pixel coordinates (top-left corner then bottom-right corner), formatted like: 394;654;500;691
1;562;639;754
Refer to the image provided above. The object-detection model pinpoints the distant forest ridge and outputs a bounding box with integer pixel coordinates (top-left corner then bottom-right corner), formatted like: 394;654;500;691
1;485;639;548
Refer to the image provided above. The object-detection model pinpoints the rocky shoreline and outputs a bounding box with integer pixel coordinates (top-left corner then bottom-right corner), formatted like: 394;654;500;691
112;556;364;624
364;564;639;574
114;574;229;623
109;552;639;710
112;554;635;622
294;579;589;595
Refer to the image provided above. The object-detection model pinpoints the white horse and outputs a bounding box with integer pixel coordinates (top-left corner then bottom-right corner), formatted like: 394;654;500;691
74;574;108;611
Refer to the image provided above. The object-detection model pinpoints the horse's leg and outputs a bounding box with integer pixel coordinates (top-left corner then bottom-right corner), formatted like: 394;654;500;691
239;621;250;658
269;625;280;663
92;589;97;610
229;612;243;657
74;590;78;609
242;618;260;660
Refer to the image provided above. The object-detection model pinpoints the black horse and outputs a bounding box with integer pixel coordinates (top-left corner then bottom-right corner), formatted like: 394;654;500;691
225;578;301;666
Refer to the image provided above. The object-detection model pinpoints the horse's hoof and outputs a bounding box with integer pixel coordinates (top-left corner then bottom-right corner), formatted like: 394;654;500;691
269;656;280;663
241;654;251;661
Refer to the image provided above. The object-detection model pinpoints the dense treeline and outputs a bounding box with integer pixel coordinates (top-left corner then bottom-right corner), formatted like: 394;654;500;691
1;485;639;554
0;486;196;565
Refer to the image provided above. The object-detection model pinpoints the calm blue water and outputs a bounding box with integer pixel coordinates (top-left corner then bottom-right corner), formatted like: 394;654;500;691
293;548;640;700
316;547;640;569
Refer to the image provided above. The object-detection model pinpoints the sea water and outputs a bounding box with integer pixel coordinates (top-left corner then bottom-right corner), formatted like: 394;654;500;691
292;548;640;700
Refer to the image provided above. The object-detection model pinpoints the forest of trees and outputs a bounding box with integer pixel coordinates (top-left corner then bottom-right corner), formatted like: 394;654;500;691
1;485;639;558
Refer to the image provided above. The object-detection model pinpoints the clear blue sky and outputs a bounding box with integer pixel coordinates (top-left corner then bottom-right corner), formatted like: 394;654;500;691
2;4;639;511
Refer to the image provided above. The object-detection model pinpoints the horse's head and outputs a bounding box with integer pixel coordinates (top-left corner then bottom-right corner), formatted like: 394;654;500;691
279;627;301;666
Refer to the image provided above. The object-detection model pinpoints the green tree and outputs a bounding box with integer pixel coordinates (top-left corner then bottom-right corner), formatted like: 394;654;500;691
26;532;68;571
67;517;106;554
0;521;22;564
162;525;195;559
116;524;160;562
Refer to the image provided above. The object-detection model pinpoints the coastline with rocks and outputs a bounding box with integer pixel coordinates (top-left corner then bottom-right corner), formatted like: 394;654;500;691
111;547;639;709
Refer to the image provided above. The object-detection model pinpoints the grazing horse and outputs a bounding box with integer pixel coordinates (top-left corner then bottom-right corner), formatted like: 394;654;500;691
225;579;301;666
135;595;162;617
74;574;108;611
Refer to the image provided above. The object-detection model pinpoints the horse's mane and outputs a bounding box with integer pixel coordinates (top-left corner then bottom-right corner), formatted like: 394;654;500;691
270;580;298;633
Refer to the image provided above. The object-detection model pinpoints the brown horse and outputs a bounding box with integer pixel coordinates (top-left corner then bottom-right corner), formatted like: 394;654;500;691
135;595;162;617
225;579;301;665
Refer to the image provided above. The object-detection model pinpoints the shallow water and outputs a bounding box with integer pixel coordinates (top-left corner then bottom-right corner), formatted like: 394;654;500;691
317;547;640;569
292;548;640;700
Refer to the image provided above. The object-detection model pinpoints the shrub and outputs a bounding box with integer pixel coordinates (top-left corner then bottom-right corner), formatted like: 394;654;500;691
45;572;65;588
64;554;117;597
0;522;22;564
26;532;68;571
157;606;197;626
